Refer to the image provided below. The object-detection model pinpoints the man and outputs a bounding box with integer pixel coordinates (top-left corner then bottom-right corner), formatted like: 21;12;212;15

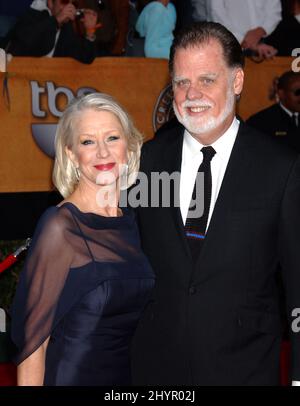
131;22;300;385
247;71;300;152
5;0;98;64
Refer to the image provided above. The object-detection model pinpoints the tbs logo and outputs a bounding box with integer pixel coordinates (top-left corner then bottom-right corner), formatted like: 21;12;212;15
31;81;97;158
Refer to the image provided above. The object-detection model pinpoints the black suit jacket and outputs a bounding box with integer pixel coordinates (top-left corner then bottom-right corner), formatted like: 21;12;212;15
6;9;96;64
265;16;300;57
247;104;300;153
131;121;300;385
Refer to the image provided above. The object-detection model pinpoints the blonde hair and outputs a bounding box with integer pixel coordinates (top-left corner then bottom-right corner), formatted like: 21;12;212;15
53;93;144;198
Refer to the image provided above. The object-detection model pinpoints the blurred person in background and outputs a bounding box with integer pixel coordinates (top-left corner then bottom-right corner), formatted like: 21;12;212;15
73;0;117;56
192;0;281;59
135;0;176;59
247;71;300;152
265;0;300;56
5;0;99;64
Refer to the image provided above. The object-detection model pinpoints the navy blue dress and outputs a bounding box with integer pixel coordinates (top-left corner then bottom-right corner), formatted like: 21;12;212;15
11;203;154;386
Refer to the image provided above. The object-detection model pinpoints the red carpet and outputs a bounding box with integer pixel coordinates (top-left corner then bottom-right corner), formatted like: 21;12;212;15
280;340;291;386
0;363;16;386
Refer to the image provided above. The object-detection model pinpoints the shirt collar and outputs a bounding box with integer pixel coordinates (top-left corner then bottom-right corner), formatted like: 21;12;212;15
183;117;240;164
30;0;51;14
279;102;298;118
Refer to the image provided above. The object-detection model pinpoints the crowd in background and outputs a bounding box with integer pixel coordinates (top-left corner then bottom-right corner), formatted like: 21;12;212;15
0;1;299;150
0;0;299;62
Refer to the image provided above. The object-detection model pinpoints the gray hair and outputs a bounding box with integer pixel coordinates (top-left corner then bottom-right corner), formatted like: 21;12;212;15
169;22;245;77
53;92;144;197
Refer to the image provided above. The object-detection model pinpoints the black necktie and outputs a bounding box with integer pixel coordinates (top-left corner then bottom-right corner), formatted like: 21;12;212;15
184;146;216;262
292;113;299;128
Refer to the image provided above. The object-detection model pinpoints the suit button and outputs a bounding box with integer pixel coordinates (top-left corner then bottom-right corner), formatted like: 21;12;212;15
189;286;196;295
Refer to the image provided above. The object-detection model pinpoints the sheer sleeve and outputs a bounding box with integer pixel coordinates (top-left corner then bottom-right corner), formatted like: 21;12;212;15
11;207;73;364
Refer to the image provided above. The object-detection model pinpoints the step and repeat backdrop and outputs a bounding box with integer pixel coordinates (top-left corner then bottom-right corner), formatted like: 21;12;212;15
0;56;294;193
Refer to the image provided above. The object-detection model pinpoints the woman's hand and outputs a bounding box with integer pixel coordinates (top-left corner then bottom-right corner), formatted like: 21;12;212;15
17;337;50;386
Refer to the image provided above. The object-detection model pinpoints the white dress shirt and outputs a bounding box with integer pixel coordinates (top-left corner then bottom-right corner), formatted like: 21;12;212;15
180;117;239;227
208;0;282;43
280;103;299;127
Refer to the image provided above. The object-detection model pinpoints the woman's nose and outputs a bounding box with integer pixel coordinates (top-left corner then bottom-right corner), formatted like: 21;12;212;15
96;141;109;158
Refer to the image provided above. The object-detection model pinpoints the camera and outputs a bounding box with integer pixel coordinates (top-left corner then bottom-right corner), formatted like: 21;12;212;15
76;8;85;18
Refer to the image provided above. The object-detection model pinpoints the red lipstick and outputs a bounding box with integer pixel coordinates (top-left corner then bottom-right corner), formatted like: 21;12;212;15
94;163;116;171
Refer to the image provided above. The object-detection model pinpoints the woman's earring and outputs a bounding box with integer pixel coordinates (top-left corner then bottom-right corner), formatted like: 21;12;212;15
75;166;80;181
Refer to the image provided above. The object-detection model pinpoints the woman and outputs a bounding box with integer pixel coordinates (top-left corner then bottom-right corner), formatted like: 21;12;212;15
11;93;155;386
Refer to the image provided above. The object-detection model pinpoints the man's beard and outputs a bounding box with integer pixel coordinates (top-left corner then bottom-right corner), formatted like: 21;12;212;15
173;86;235;136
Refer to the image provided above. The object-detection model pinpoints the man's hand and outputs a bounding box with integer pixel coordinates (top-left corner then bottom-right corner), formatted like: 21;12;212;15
241;27;266;50
55;3;77;27
255;43;278;59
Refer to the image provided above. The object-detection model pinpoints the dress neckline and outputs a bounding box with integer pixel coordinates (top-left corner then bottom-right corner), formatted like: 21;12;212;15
58;202;133;229
59;201;124;217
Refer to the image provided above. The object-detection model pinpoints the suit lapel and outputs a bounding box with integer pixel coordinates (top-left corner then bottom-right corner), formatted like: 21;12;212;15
193;122;255;278
155;122;255;278
160;126;193;261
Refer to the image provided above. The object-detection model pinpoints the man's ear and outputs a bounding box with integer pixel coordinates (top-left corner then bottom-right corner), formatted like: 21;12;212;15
277;88;285;101
233;68;244;95
65;146;78;168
